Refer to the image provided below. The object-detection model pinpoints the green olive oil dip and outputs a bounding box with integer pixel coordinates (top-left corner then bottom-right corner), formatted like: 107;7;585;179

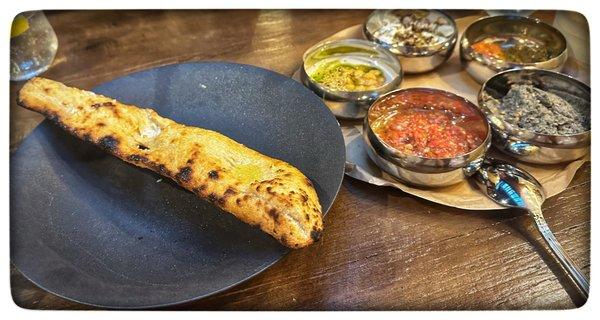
309;60;386;92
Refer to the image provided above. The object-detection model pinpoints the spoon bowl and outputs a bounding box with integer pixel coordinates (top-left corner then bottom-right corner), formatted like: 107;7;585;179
472;158;546;210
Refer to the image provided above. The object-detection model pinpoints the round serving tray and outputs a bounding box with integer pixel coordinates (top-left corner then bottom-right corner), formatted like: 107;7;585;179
295;14;589;210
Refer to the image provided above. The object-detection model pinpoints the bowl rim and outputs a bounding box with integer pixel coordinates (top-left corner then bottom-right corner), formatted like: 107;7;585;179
300;38;403;101
460;15;569;68
363;9;459;58
478;68;591;145
366;87;492;163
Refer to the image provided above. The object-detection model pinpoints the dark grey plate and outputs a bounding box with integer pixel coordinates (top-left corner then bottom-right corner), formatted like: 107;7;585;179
10;62;345;309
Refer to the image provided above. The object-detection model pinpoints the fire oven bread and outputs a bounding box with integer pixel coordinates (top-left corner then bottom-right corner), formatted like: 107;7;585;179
18;77;323;248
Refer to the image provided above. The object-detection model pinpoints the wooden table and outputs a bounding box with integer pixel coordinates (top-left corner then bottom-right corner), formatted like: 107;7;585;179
10;10;590;310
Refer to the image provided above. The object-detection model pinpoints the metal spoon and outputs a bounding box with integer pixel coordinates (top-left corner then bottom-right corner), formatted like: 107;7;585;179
472;158;589;298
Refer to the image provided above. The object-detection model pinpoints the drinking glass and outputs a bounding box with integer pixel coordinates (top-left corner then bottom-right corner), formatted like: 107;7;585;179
10;11;58;81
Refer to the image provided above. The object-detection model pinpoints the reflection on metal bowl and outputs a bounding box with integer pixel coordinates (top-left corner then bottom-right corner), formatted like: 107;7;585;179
364;88;491;188
460;15;568;84
363;9;458;74
300;38;402;114
478;68;590;164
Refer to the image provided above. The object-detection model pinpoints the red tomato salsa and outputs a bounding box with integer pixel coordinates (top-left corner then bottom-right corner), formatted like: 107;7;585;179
369;89;488;159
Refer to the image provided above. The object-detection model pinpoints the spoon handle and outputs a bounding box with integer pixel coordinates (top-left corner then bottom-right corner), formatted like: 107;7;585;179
529;208;589;298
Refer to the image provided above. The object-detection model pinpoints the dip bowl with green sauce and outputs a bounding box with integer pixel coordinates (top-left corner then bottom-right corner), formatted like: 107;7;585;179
301;39;402;110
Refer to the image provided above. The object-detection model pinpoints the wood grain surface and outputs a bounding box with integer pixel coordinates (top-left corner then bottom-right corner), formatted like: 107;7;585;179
9;9;590;310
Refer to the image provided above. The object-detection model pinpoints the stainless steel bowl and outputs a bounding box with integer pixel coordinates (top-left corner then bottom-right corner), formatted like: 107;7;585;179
478;68;590;164
300;39;402;111
460;15;568;84
363;9;458;74
364;88;491;187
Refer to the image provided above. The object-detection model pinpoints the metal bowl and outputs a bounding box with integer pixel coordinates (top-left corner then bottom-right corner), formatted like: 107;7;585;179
363;9;458;74
478;68;590;164
364;88;491;188
300;39;402;110
460;15;568;84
